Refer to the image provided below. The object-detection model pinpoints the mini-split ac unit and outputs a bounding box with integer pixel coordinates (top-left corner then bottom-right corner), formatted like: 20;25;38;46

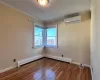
64;16;81;23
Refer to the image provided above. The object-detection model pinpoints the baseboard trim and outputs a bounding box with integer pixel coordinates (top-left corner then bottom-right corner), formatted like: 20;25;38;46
72;62;81;65
0;55;91;74
90;66;93;80
82;64;91;68
46;55;91;68
0;66;16;73
17;55;44;67
0;55;44;73
72;61;91;68
72;61;92;79
45;55;72;63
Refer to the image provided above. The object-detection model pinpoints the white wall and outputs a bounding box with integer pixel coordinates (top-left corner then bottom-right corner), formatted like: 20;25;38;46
91;0;100;80
45;19;90;65
0;3;43;71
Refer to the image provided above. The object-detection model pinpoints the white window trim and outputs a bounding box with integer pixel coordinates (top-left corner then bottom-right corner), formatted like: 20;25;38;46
32;24;58;49
45;24;58;48
32;24;44;49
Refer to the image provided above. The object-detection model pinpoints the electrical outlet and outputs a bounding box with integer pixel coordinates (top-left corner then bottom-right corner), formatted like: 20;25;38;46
62;54;63;57
13;59;16;62
80;63;82;66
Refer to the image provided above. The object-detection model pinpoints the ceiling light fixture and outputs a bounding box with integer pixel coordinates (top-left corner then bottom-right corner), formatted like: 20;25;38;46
37;0;49;6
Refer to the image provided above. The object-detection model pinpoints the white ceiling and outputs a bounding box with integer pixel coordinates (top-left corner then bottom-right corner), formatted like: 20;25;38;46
0;0;91;21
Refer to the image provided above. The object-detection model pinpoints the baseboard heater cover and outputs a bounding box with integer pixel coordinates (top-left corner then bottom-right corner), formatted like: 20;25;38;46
0;66;16;73
0;55;91;73
17;55;43;67
45;55;91;68
46;55;72;63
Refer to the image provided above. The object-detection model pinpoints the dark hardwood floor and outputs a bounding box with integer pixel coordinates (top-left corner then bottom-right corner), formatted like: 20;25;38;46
0;58;91;80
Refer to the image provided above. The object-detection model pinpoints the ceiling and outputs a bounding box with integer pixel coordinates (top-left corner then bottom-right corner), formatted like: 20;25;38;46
0;0;91;21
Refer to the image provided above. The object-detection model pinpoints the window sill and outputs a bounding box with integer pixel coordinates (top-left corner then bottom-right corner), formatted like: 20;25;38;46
44;46;58;48
32;46;44;49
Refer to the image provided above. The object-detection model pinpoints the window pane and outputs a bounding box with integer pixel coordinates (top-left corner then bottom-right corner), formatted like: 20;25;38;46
34;25;57;48
47;37;56;46
34;26;43;47
34;27;42;36
47;28;56;36
35;36;42;46
47;28;57;47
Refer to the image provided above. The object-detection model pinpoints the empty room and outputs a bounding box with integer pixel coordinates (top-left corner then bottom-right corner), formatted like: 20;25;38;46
0;0;100;80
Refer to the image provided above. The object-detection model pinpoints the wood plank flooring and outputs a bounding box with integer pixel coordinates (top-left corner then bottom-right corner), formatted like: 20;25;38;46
0;58;91;80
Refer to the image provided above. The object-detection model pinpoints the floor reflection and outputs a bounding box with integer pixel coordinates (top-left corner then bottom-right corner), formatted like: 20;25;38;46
34;68;55;80
0;58;91;80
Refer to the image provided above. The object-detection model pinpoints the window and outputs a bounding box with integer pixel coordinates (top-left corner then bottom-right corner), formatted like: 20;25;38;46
46;27;57;47
34;24;57;48
34;25;44;48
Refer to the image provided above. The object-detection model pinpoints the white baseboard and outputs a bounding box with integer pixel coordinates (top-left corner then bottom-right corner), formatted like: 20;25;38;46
46;55;72;63
82;64;91;68
72;61;91;68
46;55;91;68
0;55;91;74
90;66;93;80
0;55;43;73
0;66;16;73
72;62;81;65
17;55;44;67
72;61;92;79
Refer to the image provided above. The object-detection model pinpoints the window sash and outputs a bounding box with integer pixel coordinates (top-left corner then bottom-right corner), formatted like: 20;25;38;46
47;37;56;45
34;36;42;46
45;26;58;48
33;24;58;48
34;25;44;48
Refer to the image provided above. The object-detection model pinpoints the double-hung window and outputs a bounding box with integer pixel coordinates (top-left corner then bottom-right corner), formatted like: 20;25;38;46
34;25;57;48
34;25;44;48
46;27;57;47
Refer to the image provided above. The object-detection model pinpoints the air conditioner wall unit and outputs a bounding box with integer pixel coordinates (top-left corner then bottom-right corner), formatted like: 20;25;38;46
64;16;81;23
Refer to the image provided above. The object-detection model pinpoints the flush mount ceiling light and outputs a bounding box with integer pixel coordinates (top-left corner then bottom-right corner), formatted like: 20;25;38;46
37;0;49;6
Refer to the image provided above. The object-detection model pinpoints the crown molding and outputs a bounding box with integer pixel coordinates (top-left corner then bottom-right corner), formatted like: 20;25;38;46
0;0;42;22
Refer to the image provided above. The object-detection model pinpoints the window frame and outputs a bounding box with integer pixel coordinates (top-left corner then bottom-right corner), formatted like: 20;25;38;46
32;24;58;49
45;25;58;48
33;24;44;48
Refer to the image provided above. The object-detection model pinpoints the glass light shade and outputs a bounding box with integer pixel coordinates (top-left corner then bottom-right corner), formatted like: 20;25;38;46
37;0;49;6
